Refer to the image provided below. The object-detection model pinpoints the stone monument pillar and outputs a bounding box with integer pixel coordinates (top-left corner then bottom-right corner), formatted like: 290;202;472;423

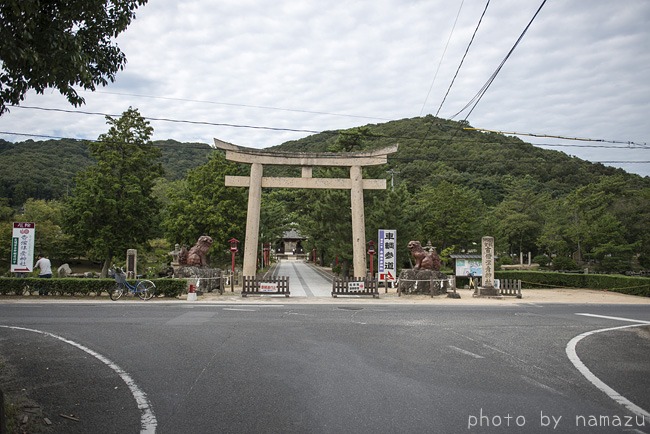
126;249;137;279
478;236;499;297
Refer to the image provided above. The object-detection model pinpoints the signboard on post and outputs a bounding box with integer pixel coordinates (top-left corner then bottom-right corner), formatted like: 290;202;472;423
11;222;35;273
348;281;365;292
259;282;278;293
378;229;396;281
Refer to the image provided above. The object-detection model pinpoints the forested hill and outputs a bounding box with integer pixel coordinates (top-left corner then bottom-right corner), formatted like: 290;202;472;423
0;138;212;206
269;115;649;205
1;116;648;207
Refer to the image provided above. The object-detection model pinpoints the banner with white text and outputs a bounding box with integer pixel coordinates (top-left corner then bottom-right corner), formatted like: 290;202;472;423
378;229;396;281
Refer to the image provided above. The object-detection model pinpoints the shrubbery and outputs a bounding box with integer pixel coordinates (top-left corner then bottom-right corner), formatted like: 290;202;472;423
495;271;650;297
0;277;186;298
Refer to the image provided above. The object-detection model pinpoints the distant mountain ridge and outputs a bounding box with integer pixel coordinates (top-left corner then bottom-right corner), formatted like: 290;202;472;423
1;116;647;207
0;138;212;206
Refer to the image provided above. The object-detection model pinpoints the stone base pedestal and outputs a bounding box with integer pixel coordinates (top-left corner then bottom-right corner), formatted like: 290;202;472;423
398;269;450;295
473;285;503;298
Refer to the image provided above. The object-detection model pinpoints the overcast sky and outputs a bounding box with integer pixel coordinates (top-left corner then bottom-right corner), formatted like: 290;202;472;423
2;0;649;176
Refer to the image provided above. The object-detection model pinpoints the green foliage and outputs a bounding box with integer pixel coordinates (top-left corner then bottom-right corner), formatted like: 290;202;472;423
63;108;163;275
0;277;185;297
155;140;212;180
407;180;485;251
160;151;247;265
0;138;212;206
0;138;92;206
532;254;550;267
551;256;579;271
495;271;650;297
2;115;650;275
0;0;148;114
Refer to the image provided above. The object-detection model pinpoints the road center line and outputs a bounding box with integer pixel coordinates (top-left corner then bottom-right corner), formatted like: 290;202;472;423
566;315;650;422
0;325;157;433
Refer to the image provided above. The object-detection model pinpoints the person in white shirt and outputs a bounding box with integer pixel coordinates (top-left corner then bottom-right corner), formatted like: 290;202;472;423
34;253;52;278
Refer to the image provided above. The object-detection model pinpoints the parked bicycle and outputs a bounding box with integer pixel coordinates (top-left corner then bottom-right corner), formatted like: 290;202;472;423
109;267;156;301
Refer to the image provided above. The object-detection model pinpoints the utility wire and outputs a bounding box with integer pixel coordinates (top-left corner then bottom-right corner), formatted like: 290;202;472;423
84;90;392;122
2;129;647;152
1;128;646;164
450;0;548;120
464;127;648;148
419;0;466;116
10;105;324;135
435;0;490;117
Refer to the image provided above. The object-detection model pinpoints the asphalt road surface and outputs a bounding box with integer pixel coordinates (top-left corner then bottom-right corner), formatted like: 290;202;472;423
266;260;333;297
0;301;648;434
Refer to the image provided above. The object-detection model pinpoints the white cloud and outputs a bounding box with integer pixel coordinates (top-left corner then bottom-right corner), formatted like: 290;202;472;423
1;0;648;175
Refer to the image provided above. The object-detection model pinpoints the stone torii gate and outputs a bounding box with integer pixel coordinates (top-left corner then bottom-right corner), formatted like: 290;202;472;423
215;139;398;278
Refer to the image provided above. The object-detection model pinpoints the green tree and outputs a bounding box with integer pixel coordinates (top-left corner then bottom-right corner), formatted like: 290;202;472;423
0;0;148;115
365;184;416;269
161;152;247;266
63;107;163;276
328;126;377;152
21;199;74;262
485;176;547;258
297;183;352;273
407;181;485;252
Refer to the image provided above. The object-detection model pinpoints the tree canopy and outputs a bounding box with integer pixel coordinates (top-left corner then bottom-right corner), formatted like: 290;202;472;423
0;0;148;115
63;107;162;276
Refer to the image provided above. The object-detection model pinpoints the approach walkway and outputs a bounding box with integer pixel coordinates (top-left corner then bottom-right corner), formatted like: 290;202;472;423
266;260;333;297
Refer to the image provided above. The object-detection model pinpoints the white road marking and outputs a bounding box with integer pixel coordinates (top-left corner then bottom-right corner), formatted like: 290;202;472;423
567;314;650;423
222;308;257;312
448;345;484;359
576;313;650;324
0;325;157;433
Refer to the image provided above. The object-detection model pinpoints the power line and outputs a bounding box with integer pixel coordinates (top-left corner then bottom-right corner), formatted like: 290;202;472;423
10;105;325;134
450;0;548;120
85;90;392;122
419;0;466;116
464;127;648;148
2;129;647;152
435;0;490;117
1;128;646;165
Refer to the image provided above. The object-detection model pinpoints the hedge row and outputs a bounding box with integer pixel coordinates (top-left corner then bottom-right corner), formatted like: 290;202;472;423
495;271;650;297
0;277;187;298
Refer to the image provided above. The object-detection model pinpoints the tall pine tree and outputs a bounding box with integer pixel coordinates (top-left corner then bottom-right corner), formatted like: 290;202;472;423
64;107;163;276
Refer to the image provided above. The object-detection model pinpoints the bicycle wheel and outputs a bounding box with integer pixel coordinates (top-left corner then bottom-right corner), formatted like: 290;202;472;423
137;280;156;300
110;284;125;301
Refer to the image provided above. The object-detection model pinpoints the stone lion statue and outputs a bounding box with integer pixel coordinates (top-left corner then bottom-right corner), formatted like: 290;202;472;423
178;235;213;267
407;240;441;271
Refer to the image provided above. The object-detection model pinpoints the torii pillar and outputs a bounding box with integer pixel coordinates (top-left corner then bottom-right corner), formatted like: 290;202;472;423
215;139;398;278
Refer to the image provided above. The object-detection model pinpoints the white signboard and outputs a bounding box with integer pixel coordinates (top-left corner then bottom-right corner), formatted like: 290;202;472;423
455;259;482;277
11;222;35;273
259;282;278;293
378;229;396;281
348;281;365;292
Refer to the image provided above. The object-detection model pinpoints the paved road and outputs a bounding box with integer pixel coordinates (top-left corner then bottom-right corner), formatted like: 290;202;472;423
267;259;333;297
0;301;648;433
